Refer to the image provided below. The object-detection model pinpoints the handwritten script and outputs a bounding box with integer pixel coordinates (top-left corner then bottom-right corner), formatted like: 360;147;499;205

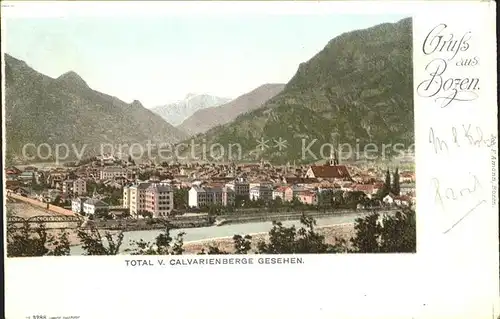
428;125;496;154
431;175;487;234
417;24;480;108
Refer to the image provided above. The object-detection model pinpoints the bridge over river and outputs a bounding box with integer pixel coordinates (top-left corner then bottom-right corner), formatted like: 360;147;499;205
7;214;85;229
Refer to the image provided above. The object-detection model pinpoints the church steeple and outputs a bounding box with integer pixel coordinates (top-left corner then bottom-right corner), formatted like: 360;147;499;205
328;133;339;166
329;147;339;166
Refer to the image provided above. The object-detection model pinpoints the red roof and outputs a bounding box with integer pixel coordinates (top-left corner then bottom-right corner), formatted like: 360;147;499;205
309;165;352;180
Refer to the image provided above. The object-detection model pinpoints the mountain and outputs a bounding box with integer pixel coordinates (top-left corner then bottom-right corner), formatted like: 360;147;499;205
4;54;187;162
178;84;285;136
182;17;413;164
151;94;231;126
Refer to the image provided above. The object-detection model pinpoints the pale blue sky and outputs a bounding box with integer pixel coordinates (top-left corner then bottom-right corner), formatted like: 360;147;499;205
5;14;408;107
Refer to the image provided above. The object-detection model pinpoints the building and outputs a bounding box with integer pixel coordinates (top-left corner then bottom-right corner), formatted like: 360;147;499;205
383;194;395;205
99;166;128;180
83;199;109;215
297;191;318;206
128;182;152;216
400;183;416;195
272;186;288;201
225;178;250;197
305;165;352;181
281;177;318;185
188;185;235;208
189;186;210;208
394;195;411;207
71;197;88;214
144;183;174;217
18;171;35;183
400;172;415;183
73;178;87;196
284;185;306;202
61;179;74;194
249;183;273;202
304;150;352;181
123;186;131;208
62;178;87;196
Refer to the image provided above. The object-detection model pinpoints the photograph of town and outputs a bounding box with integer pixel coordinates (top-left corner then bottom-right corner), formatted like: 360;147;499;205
4;13;415;257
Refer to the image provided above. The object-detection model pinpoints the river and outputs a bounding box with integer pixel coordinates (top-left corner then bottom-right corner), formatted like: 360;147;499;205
70;212;374;255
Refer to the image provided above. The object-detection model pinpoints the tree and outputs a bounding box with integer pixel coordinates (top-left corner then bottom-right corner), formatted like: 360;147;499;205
350;209;416;253
174;188;188;210
392;167;400;196
6;223;70;257
77;227;124;255
379;209;416;253
376;169;392;199
233;234;252;254
384;169;391;192
235;195;249;207
350;213;382;253
256;215;339;254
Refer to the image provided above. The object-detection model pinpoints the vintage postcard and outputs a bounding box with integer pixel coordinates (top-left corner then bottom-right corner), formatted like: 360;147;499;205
2;1;498;319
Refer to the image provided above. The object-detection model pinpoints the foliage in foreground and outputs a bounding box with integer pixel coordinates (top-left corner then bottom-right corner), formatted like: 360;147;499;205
6;209;416;257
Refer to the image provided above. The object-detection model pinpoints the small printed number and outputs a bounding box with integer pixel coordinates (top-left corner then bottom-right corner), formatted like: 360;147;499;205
33;316;47;319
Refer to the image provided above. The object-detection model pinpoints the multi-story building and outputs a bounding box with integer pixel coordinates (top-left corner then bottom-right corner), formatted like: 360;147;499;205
62;178;87;196
144;183;174;218
188;185;235;208
73;178;87;196
83;199;109;215
297;191;318;206
71;197;88;214
189;186;211;208
99;166;129;180
249;183;273;202
128;182;152;216
123;186;131;208
61;179;74;194
284;185;306;202
272;186;287;201
225;178;250;197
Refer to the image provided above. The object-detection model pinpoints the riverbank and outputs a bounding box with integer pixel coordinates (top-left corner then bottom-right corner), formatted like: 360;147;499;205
182;223;356;254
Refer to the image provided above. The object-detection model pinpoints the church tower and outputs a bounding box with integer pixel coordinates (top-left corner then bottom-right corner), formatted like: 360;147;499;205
329;147;339;166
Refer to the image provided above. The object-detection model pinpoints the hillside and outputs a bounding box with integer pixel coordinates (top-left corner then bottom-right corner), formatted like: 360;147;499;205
4;54;187;163
178;83;285;136
151;94;231;126
182;17;413;164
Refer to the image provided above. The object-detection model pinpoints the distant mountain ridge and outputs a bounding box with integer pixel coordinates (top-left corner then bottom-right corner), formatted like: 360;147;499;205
4;54;187;162
182;17;414;164
178;83;285;136
151;94;231;126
